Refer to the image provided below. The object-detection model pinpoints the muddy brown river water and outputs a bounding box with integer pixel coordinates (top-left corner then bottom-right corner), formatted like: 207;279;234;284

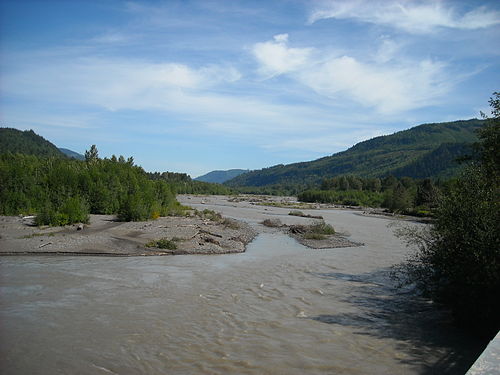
0;196;485;374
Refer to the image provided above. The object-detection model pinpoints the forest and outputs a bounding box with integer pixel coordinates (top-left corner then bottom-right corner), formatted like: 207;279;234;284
225;119;483;187
0;128;237;226
298;175;443;215
0;147;184;225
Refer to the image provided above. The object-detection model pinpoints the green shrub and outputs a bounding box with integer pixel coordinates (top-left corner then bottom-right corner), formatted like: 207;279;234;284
309;221;335;235
118;193;151;222
145;238;177;250
35;197;89;226
303;232;326;240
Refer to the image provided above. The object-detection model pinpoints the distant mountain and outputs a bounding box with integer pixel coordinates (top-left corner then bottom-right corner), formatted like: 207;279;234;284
0;127;66;157
226;119;484;187
59;148;85;160
195;169;249;184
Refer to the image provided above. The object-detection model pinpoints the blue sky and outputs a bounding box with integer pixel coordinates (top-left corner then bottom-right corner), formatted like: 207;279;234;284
1;0;499;177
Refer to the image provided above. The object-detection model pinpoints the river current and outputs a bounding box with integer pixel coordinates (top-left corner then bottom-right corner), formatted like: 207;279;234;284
0;197;485;374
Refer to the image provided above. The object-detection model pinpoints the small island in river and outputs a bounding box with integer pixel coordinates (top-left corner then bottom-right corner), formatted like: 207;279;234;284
0;195;363;256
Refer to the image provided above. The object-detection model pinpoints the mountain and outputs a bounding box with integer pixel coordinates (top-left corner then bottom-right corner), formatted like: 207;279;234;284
59;148;85;160
0;128;66;157
195;169;248;184
226;119;484;187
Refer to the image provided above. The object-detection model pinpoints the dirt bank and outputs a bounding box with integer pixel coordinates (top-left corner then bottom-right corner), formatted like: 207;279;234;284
0;214;256;256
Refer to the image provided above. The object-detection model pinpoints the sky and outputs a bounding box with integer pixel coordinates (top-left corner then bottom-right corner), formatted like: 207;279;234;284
1;0;499;178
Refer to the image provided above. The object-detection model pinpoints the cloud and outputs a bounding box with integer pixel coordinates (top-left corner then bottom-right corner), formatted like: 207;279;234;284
261;125;393;153
252;33;314;77
299;56;451;113
251;35;456;113
309;0;500;34
2;57;242;112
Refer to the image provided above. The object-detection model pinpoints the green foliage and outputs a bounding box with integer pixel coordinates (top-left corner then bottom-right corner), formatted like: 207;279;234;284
226;119;484;188
298;175;441;215
308;221;335;235
396;94;500;337
84;144;99;164
35;197;89;226
145;238;177;250
148;171;234;195
303;232;327;240
0;128;66;158
298;189;384;207
0;151;179;224
290;221;336;240
196;209;223;222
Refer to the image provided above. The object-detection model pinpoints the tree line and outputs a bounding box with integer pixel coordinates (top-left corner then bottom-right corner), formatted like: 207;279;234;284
147;171;233;195
0;146;183;225
298;175;443;215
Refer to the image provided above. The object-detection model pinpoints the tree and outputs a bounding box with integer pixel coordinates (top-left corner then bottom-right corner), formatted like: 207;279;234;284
396;93;500;338
85;145;99;164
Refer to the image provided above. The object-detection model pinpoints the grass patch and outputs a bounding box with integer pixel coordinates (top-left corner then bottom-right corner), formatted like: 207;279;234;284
303;232;327;240
222;218;240;229
288;210;324;219
145;238;177;250
309;221;335;235
289;220;335;240
196;209;223;222
262;218;282;227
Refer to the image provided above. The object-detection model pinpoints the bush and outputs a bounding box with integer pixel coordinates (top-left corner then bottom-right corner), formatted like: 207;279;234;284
303;232;326;240
309;221;335;235
145;238;177;250
35;197;89;226
298;189;384;207
261;218;282;227
394;94;500;338
118;193;151;222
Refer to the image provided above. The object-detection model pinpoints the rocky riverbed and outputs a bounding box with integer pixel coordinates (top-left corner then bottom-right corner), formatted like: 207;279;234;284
0;195;367;256
0;213;256;256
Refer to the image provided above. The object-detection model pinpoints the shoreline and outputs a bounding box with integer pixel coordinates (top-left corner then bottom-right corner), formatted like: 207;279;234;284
0;195;372;256
0;212;257;257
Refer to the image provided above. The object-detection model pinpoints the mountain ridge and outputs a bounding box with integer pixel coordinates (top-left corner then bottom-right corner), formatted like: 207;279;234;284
225;119;483;187
195;169;248;184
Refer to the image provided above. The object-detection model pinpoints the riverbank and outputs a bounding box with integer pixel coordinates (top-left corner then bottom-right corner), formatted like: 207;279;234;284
0;195;369;256
0;213;256;256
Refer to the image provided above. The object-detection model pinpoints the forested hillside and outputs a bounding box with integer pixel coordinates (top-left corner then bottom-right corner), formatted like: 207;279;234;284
226;119;484;188
195;169;248;184
59;148;85;160
0;128;66;157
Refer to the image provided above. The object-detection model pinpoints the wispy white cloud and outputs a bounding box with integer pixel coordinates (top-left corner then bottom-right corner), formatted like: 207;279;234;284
309;0;500;34
252;33;314;77
251;34;457;113
299;56;451;113
2;57;242;111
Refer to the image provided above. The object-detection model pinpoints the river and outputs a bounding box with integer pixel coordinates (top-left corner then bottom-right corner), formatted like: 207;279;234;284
0;196;485;374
